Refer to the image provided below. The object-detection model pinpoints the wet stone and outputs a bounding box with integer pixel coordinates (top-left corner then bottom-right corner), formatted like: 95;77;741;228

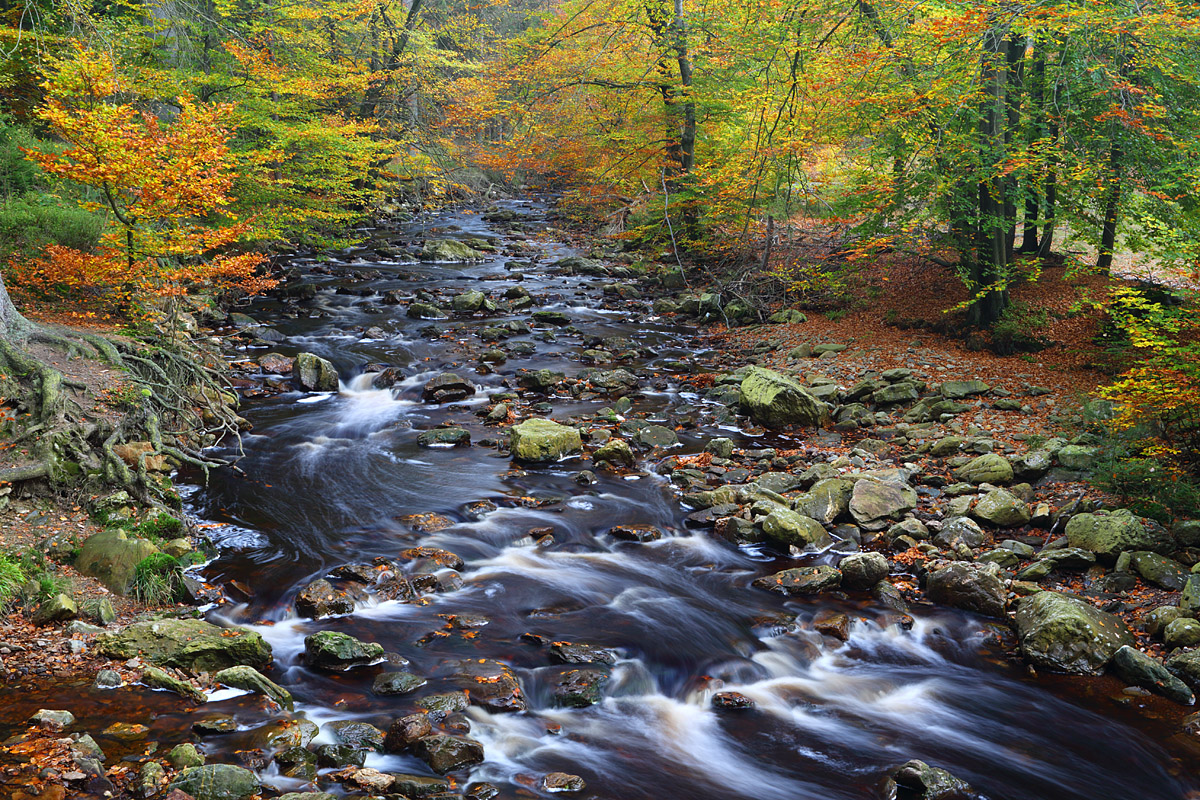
549;642;618;666
384;713;434;752
606;524;662;542
712;691;755;710
295;579;355;619
551;667;611;708
541;772;587;793
752;565;842;596
373;670;427;695
417;690;471;716
325;720;386;752
411;734;486;774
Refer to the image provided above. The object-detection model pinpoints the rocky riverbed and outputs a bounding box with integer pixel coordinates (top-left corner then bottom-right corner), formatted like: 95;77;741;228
5;198;1200;800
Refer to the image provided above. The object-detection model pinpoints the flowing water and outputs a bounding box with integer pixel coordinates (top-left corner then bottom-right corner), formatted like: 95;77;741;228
14;199;1197;799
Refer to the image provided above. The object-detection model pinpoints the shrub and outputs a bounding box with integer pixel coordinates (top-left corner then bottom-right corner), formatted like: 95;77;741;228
990;301;1051;355
131;513;184;542
130;553;186;605
1093;452;1200;523
0;554;26;607
0;197;104;259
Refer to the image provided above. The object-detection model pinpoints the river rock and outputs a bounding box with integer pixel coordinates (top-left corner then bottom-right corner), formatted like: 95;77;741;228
75;530;161;594
1165;618;1200;649
551;667;611;707
326;720;386;751
839;552;889;590
1056;444;1100;471
210;665;292;710
510;418;582;462
295;579;355;618
450;658;526;712
384;714;433;752
933;517;988;549
423;372;475;403
304;631;384;670
98;619;271;673
926;562;1006;618
593;439;635;468
971;488;1030;527
417;427;471;447
885;759;974;800
1065;509;1173;563
408;302;447;320
636;424;678;448
142;665;207;704
169;765;261;800
33;592;77;625
541;773;587;792
953;453;1013;484
168;743;205;769
1111;645;1194;705
848;479;916;524
549;642;618;665
752;565;842;595
30;709;74;728
453;290;486;312
761;508;831;549
373;670;427;696
1015;591;1134;674
412;734;485;773
794;478;854;524
421;238;485;262
1130;552;1189;590
940;380;989;399
293;352;339;391
739;366;830;429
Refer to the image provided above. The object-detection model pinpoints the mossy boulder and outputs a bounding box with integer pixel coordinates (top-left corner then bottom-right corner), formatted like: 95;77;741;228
214;665;294;710
76;530;161;594
1015;591;1134;674
293;352;339;391
420;238;485;262
739;367;830;429
304;631;384;670
97;619;272;673
953;453;1013;484
168;764;261;800
510;419;582;462
1065;509;1173;564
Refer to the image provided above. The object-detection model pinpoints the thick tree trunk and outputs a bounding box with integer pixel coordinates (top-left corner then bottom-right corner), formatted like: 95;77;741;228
1003;34;1024;262
971;24;1009;327
0;271;35;342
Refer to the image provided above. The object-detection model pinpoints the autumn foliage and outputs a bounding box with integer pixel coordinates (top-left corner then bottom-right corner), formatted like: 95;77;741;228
8;47;271;314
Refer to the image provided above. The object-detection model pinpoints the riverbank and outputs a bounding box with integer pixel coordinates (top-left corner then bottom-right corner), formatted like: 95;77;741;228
2;198;1199;800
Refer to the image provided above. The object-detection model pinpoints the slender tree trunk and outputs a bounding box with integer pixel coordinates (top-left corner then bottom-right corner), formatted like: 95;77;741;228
673;0;697;237
1097;143;1123;273
1038;65;1059;259
1003;33;1024;262
1021;43;1045;253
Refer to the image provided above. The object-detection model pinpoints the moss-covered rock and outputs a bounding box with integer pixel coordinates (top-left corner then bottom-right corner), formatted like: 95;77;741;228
1065;509;1173;564
97;619;272;673
510;419;582;462
739;367;830;429
1015;591;1134;674
76;530;160;594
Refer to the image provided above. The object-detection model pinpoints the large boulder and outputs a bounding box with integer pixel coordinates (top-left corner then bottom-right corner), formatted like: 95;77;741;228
169;765;260;800
848;480;916;525
1015;591;1134;675
739;367;830;429
509;419;582;462
1065;509;1173;564
293;352;339;392
97;619;272;673
75;530;160;594
953;453;1013;484
304;631;384;671
925;562;1006;618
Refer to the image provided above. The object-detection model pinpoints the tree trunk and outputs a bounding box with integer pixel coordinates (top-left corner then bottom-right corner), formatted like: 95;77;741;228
1003;33;1024;262
0;271;35;343
1097;143;1123;273
673;0;697;237
1021;43;1045;253
971;24;1009;327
